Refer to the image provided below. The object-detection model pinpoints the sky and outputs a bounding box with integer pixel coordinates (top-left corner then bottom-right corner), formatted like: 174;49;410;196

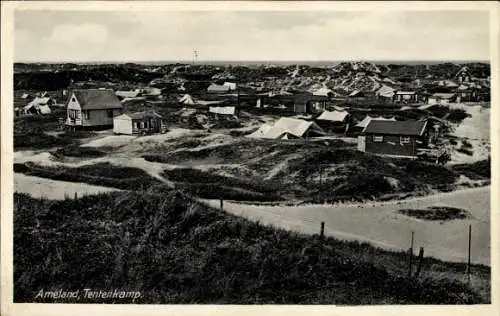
14;10;491;62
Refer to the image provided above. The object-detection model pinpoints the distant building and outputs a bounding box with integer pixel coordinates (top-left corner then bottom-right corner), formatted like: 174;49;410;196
207;83;231;93
113;111;165;135
428;93;456;105
208;105;237;117
358;120;429;158
293;93;313;114
393;91;419;104
456;85;479;102
66;89;123;130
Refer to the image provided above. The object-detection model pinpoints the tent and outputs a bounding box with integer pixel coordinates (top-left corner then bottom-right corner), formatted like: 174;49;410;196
247;124;273;138
313;87;333;97
316;110;349;123
248;117;325;139
179;94;196;105
23;97;53;115
116;90;141;99
207;83;231;93
376;85;396;98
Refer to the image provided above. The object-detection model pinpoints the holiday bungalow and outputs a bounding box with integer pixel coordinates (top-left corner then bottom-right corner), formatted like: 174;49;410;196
393;91;419;104
293;93;314;114
113;111;166;135
428;93;456;105
358;120;429;158
66;89;123;130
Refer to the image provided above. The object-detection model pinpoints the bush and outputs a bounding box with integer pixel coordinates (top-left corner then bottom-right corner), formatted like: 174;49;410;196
452;158;491;180
54;144;106;158
399;206;471;221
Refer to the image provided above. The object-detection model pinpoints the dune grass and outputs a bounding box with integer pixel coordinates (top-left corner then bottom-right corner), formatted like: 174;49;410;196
14;190;490;304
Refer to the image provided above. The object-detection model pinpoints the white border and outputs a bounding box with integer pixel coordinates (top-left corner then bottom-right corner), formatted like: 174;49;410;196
1;2;499;316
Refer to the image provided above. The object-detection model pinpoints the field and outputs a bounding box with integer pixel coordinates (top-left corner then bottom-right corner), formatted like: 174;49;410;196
14;190;490;304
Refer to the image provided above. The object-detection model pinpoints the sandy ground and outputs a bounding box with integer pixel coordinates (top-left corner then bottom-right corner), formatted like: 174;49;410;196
14;173;120;199
449;103;490;164
201;186;490;265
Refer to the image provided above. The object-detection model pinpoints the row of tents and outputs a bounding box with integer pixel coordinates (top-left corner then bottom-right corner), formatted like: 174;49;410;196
247;113;397;140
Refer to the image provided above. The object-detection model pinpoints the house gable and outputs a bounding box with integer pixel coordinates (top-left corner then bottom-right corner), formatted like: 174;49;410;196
67;93;82;111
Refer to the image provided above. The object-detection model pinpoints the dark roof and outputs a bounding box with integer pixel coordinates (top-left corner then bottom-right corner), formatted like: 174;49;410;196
294;93;312;103
124;111;162;120
364;120;427;136
71;89;122;110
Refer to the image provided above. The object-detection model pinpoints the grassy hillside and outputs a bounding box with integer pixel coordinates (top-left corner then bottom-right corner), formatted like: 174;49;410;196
14;190;490;304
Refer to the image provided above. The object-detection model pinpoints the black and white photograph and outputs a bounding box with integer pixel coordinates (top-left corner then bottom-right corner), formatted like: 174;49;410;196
1;1;498;314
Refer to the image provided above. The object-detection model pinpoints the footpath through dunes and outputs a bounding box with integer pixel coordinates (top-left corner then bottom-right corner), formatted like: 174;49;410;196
201;186;490;266
14;173;121;199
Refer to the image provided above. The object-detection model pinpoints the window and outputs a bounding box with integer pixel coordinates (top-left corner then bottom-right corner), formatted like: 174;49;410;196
400;136;411;144
107;109;113;118
373;136;383;142
68;109;80;119
133;122;138;129
83;110;90;120
139;122;145;129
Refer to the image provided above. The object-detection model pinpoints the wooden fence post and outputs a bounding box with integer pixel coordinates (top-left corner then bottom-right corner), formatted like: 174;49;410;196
408;231;414;278
74;192;78;200
467;224;472;281
414;247;425;279
320;222;325;239
220;198;223;212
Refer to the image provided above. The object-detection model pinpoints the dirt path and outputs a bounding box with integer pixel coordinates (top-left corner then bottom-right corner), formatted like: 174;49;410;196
201;186;490;265
15;151;175;188
14;173;120;199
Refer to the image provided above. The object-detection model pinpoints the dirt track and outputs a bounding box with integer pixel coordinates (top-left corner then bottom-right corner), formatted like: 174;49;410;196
202;186;490;265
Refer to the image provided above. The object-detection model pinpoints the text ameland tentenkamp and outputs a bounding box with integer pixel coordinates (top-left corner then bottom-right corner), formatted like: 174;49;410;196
34;288;142;301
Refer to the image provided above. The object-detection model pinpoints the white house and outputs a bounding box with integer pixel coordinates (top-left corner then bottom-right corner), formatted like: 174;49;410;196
113;111;165;135
66;89;123;130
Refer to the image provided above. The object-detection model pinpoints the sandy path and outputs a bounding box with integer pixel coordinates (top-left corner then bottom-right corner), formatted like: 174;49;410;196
201;186;490;265
14;173;120;200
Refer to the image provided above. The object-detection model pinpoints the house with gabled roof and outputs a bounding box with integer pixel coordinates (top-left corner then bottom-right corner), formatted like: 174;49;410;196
66;89;123;130
358;120;429;158
113;110;166;135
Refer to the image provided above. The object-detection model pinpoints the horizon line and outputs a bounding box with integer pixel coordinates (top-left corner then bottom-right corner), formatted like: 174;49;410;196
14;59;491;64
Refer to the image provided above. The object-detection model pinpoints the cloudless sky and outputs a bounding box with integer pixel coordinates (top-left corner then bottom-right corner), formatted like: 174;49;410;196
14;10;490;62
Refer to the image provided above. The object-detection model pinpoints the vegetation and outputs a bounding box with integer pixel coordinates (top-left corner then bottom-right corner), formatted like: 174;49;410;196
452;158;491;180
14;191;490;304
54;144;106;158
162;168;281;201
13;162;161;190
398;206;471;221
